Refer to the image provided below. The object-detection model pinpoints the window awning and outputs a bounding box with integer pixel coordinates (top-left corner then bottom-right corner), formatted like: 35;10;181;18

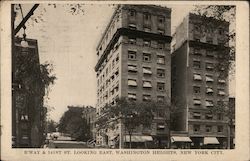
143;68;152;74
128;94;136;99
206;76;214;82
218;79;226;83
206;101;214;107
171;136;192;143
143;81;152;88
157;125;165;129
194;100;201;105
204;137;219;144
125;135;153;142
128;65;137;72
129;24;136;28
194;74;202;80
206;88;213;93
128;80;137;86
218;91;226;95
193;112;201;116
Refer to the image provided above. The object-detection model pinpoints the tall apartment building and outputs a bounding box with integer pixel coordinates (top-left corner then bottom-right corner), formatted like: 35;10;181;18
171;13;230;149
95;5;172;148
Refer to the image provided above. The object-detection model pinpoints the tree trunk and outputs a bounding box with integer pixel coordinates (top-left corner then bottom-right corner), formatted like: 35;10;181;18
129;131;132;149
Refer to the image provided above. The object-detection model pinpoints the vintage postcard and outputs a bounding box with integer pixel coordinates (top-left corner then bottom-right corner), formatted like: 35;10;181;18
0;0;249;161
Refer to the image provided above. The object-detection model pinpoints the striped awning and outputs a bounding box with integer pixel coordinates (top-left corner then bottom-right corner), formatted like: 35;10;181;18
194;74;202;80
125;135;153;142
204;137;219;145
171;136;192;143
143;81;152;88
143;68;152;74
206;76;214;82
128;80;137;86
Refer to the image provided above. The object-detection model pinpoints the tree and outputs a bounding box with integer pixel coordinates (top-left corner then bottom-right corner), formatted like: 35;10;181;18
192;5;236;78
47;119;57;133
96;97;169;148
58;107;91;141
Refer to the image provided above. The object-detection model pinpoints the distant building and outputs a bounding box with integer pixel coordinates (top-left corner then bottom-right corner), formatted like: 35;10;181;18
171;13;230;149
95;5;172;148
82;106;96;140
12;37;46;148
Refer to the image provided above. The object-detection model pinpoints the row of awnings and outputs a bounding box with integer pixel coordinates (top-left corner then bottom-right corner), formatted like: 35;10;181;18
193;74;214;82
128;80;152;88
110;135;220;144
193;99;214;107
171;136;220;145
128;65;152;75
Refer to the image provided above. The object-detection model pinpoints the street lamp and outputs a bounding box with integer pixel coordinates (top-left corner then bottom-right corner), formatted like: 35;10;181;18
20;33;28;48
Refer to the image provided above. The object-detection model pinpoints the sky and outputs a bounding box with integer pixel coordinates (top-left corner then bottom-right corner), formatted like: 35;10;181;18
14;3;234;122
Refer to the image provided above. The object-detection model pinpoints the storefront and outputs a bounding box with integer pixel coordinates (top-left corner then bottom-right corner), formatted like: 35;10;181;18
124;135;154;149
171;136;192;149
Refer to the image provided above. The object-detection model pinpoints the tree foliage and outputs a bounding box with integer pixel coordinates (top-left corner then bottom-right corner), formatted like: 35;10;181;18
96;97;169;135
192;5;236;78
58;107;91;141
47;119;57;133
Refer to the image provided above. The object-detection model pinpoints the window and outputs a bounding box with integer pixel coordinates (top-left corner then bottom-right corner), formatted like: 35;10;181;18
158;29;165;35
128;64;137;72
144;27;151;32
128;93;136;100
206;87;213;96
217;126;223;132
157;55;165;64
206;50;214;58
205;113;213;120
217;113;223;120
128;23;137;30
193;73;202;81
206;63;214;71
218;78;226;84
193;125;200;132
158;42;164;49
143;12;151;21
218;28;224;35
143;53;151;62
206;125;212;132
158;16;165;24
129;9;136;17
157;69;165;78
157;82;165;91
157;96;165;102
193;48;202;55
193;86;200;94
143;67;152;75
116;55;119;63
112;59;115;69
193;112;201;119
143;94;151;101
128;50;136;60
128;79;137;87
218;89;226;96
143;40;151;47
143;81;152;88
157;123;165;130
193;60;201;69
128;37;136;45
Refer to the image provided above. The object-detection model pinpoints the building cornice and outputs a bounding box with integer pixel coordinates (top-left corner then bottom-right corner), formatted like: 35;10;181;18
95;28;172;72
